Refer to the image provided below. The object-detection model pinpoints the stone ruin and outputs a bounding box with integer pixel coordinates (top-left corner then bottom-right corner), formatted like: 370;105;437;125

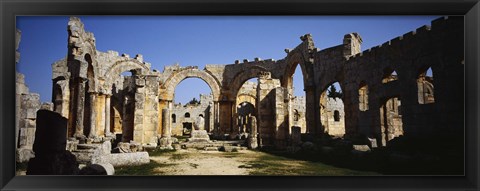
17;16;464;170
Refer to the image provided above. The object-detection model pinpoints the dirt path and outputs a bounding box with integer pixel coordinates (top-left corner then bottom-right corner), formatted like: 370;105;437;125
150;149;261;175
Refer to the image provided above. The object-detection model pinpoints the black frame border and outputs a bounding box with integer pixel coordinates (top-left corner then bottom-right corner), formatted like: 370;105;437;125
1;0;479;190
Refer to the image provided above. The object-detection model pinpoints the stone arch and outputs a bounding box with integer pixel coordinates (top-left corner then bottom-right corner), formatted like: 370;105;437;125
163;69;221;101
417;66;435;104
103;60;149;92
85;53;95;92
379;95;403;146
230;65;269;100
282;51;310;89
382;67;399;83
358;81;369;111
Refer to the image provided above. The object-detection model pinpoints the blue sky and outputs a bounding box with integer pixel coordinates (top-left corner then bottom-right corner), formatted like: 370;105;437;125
16;16;439;104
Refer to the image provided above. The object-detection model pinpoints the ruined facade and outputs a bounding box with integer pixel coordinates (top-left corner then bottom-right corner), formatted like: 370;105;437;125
51;16;464;149
170;94;213;136
16;29;54;162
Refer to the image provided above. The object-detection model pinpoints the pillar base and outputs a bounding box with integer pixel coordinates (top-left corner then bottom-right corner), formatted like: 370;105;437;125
247;137;258;149
159;136;174;150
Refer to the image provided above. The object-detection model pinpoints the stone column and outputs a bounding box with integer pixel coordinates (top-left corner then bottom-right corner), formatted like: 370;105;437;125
159;108;173;149
305;86;316;135
213;101;220;135
74;78;86;139
247;116;258;149
105;95;111;137
88;92;97;138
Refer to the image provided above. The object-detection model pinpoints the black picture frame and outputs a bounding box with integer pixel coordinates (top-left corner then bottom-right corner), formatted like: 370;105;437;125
1;0;479;190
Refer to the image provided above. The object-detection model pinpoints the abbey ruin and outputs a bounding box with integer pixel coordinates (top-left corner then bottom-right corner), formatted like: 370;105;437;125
16;16;464;174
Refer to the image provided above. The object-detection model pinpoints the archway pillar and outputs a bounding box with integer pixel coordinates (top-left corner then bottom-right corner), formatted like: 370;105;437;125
74;77;87;139
87;92;97;138
104;95;112;137
305;84;317;135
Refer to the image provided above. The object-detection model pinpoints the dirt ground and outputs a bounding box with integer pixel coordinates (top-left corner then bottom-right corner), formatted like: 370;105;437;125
146;149;378;176
150;149;261;175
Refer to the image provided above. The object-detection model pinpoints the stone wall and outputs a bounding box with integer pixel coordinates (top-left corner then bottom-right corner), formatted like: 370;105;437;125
291;96;307;133
50;16;463;148
170;94;213;136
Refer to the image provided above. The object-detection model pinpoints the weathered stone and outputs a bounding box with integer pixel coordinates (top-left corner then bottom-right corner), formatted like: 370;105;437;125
291;126;302;146
48;16;464;156
66;140;79;151
27;150;79;175
113;142;132;153
188;130;211;142
95;152;150;167
40;102;54;111
368;137;378;148
220;146;238;152
80;163;114;175
204;146;219;151
16;148;35;163
79;164;108;175
353;145;371;152
33;110;68;154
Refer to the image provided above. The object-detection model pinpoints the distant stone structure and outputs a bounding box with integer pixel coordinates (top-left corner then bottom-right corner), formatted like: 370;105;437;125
43;16;463;151
170;94;213;136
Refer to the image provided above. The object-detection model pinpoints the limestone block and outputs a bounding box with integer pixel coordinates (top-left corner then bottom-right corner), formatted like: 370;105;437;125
16;148;35;163
353;145;371;152
159;137;174;150
220;146;238;152
101;152;150;167
113;142;132;153
368;137;378;148
66;140;79;151
188;130;211;142
40;102;54;111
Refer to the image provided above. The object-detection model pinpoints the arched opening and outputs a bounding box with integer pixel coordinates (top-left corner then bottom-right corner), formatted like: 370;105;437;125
382;68;398;83
172;114;176;123
319;82;345;137
289;64;307;133
380;96;403;146
172;78;213;136
334;110;340;122
359;81;369;111
293;109;300;122
110;95;123;135
110;69;139;142
53;83;63;114
418;67;435;104
83;53;95;137
234;78;258;138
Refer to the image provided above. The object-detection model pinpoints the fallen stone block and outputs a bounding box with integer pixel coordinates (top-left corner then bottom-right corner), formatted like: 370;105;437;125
93;152;150;167
220;146;238;152
353;145;371;152
80;162;115;175
204;146;219;151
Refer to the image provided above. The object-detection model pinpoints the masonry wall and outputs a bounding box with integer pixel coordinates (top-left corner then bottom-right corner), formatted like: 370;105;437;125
50;16;464;147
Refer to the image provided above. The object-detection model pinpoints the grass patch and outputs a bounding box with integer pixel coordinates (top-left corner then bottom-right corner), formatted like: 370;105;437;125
115;160;175;175
246;151;379;176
